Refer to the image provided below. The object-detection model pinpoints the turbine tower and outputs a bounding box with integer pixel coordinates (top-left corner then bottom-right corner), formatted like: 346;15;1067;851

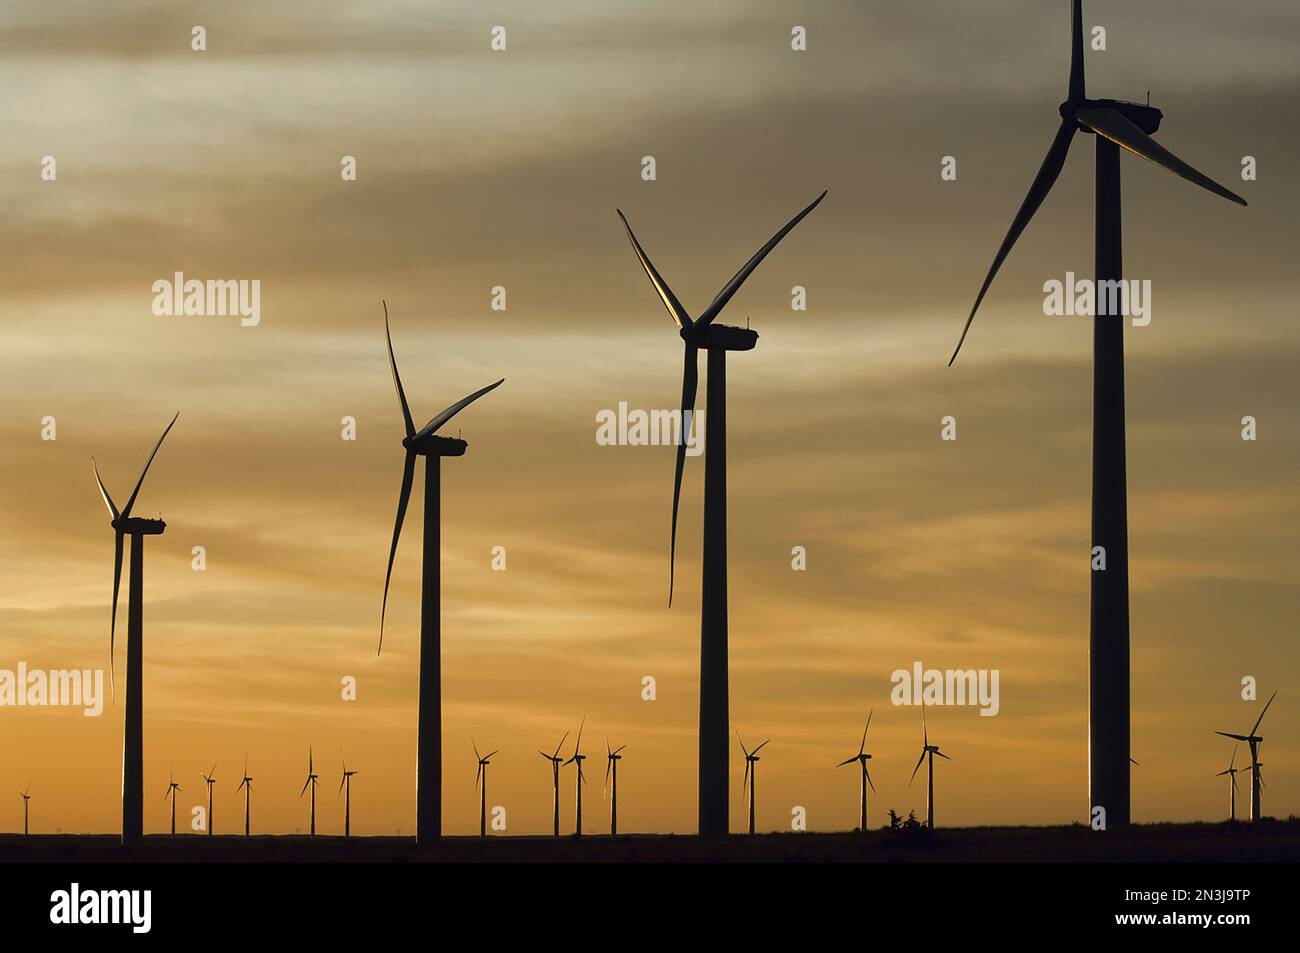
200;764;216;836
737;734;769;835
163;764;180;836
563;719;588;837
299;747;319;836
604;740;626;837
948;0;1246;827
537;731;568;837
18;785;30;836
236;754;253;836
1214;746;1242;822
91;412;180;844
909;707;951;828
339;753;358;838
473;740;497;839
836;711;876;831
1216;690;1277;821
377;302;504;846
618;192;826;835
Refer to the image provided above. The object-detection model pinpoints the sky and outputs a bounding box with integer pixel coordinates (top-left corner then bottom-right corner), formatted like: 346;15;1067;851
1;0;1297;837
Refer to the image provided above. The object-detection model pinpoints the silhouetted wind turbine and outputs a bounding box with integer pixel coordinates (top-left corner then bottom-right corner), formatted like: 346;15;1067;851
18;785;30;835
339;752;358;838
200;764;216;836
91;412;180;844
377;301;504;846
163;764;180;836
618;192;826;836
1214;746;1242;821
948;0;1245;827
538;731;568;837
563;718;588;837
909;707;951;828
836;711;876;831
473;740;497;839
1216;690;1277;821
299;747;320;836
737;734;769;835
604;740;626;836
236;754;253;836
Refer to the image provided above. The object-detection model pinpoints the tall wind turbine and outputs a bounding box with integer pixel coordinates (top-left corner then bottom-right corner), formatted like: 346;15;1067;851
377;302;504;846
1214;746;1242;822
618;192;826;836
339;753;358;838
563;718;588;837
299;747;320;836
604;740;626;837
836;711;876;831
18;785;30;836
1216;690;1277;821
236;754;253;836
737;734;769;836
200;764;216;836
91;412;180;844
538;731;568;837
908;707;951;828
163;764;180;836
948;0;1246;827
473;740;497;839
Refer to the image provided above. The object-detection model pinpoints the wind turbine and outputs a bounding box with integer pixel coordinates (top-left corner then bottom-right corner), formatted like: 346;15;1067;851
299;747;320;836
604;740;626;836
339;752;358;838
1214;746;1243;821
908;707;951;828
618;191;826;836
18;785;30;835
236;754;253;836
91;412;180;844
200;764;216;836
473;740;497;839
163;764;180;836
563;718;588;837
948;0;1246;827
836;711;876;831
377;301;504;846
537;731;568;837
1216;690;1277;821
737;733;770;835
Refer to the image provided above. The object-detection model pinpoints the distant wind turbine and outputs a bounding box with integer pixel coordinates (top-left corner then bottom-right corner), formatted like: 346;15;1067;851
91;412;180;844
299;747;320;836
604;740;626;836
909;707;951;828
1216;690;1277;821
377;302;504;846
339;752;358;838
200;764;216;836
618;192;826;835
236;753;253;836
163;764;180;836
473;740;497;839
948;0;1246;828
1215;746;1243;821
538;731;569;837
738;734;769;835
563;719;588;837
836;711;876;831
18;785;30;836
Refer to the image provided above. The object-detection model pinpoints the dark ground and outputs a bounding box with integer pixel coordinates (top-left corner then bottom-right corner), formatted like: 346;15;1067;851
3;819;1298;862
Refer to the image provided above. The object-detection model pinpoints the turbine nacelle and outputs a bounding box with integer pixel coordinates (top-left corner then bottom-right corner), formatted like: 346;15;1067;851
401;432;468;457
1063;98;1162;135
681;323;758;352
112;516;166;536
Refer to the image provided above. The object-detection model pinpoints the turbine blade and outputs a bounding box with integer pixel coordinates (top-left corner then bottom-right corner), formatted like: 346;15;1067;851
485;750;497;760
866;769;877;795
936;751;953;761
383;301;416;439
1073;107;1247;207
475;762;482;790
741;761;751;805
472;739;481;762
91;458;120;519
108;530;123;700
121;412;180;519
300;778;310;797
604;758;612;786
909;750;926;786
415;378;505;439
1068;0;1084;101
613;745;626;755
858;713;870;757
948;119;1076;366
736;732;749;758
695;191;827;328
753;740;770;755
1249;690;1277;737
668;343;699;608
378;447;417;655
1214;770;1230;777
1216;732;1250;742
552;731;569;760
338;776;346;796
836;756;857;768
616;209;692;329
574;717;585;756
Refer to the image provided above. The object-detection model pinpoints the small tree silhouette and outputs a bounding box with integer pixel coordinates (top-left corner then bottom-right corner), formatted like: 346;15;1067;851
887;808;901;830
903;810;922;831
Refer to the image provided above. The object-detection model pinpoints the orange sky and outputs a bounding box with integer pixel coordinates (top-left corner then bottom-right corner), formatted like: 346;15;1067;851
1;1;1297;836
